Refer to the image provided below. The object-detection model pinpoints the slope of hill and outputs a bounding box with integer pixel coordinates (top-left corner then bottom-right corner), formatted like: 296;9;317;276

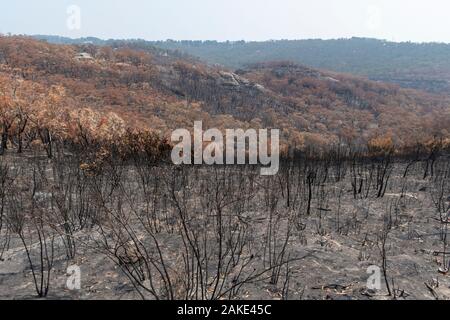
1;36;449;152
145;38;450;94
34;36;450;94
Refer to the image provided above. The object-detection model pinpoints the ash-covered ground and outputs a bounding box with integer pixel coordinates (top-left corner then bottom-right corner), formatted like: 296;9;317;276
0;155;449;300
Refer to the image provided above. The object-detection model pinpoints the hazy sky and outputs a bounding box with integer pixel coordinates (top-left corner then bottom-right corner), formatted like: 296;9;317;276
1;0;450;42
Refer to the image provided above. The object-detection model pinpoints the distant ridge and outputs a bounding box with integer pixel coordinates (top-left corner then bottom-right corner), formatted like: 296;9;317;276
1;36;448;151
33;35;450;94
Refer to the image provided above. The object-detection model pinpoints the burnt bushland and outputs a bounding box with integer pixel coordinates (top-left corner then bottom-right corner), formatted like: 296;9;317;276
0;146;449;300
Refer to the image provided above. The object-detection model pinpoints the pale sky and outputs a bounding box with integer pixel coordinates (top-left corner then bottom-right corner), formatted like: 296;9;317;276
1;0;449;43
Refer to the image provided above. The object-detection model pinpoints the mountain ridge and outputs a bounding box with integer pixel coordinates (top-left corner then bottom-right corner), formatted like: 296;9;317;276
32;35;450;94
0;36;449;152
